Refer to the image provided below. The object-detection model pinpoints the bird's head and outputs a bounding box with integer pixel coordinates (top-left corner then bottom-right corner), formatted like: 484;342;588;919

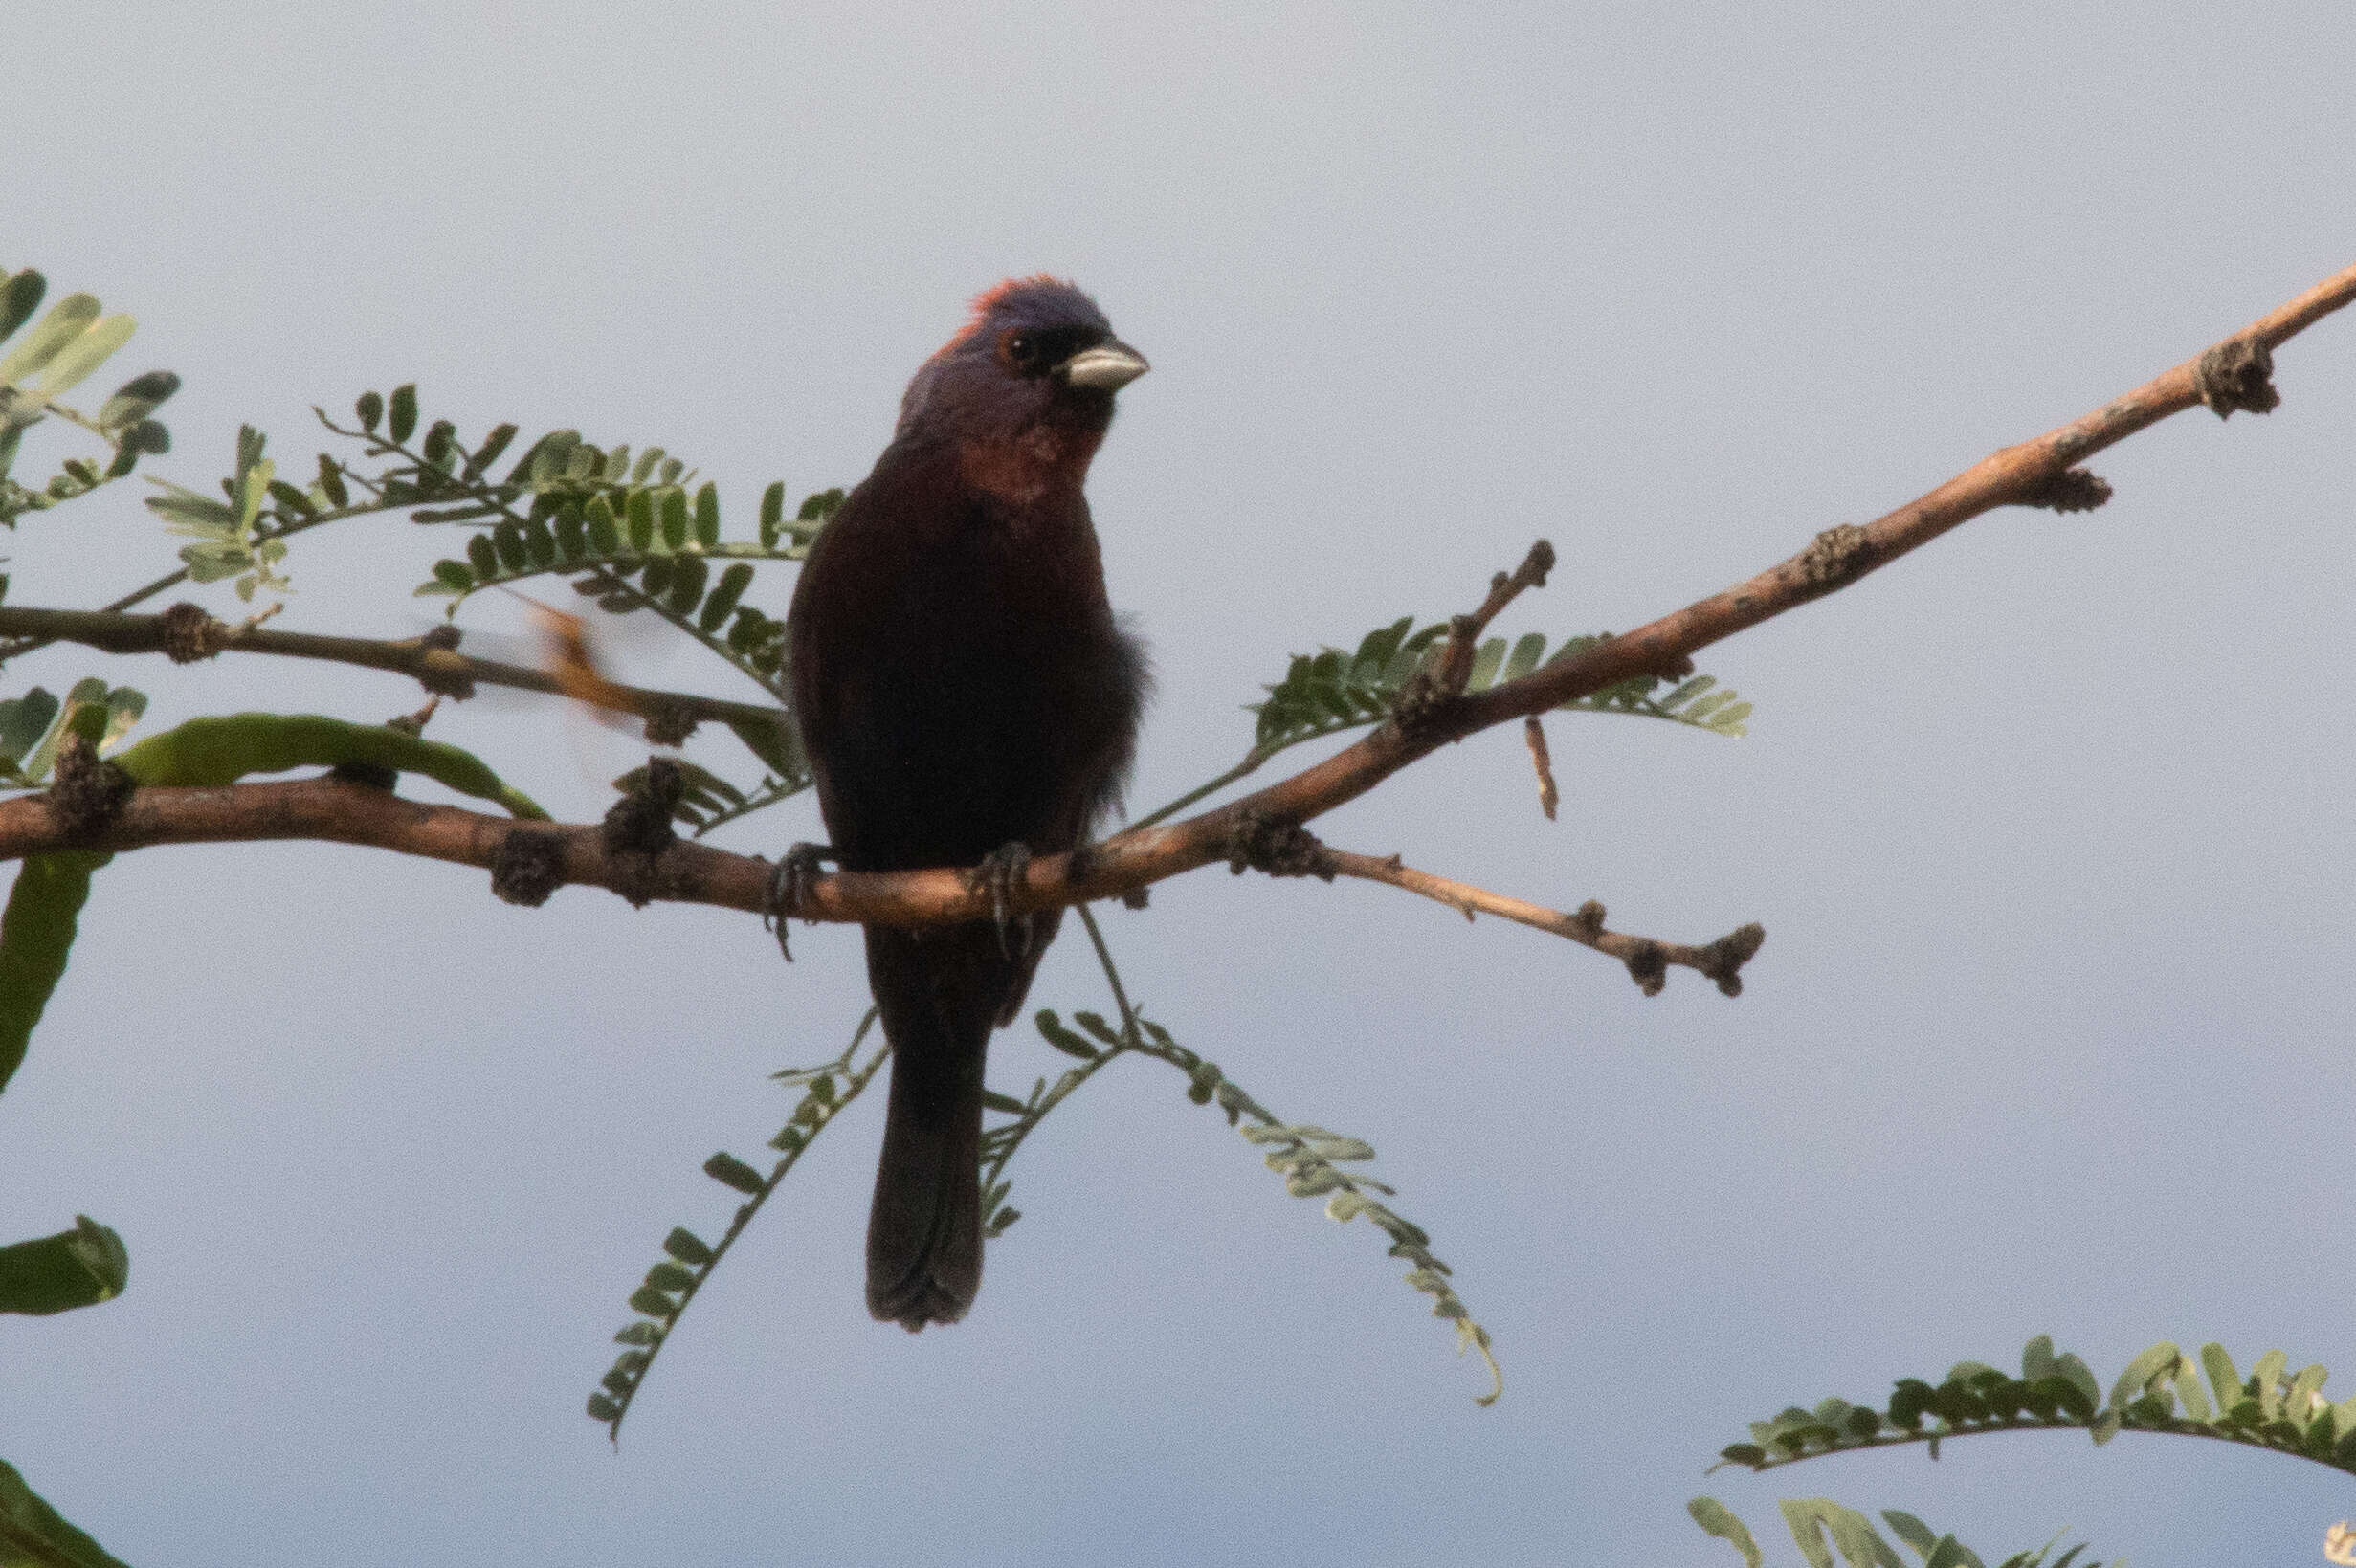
895;277;1148;475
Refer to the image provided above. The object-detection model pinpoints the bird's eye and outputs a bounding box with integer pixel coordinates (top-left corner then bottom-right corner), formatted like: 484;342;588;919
1002;331;1041;370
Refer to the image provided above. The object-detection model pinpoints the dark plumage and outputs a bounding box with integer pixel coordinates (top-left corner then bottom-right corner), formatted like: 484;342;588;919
787;278;1149;1330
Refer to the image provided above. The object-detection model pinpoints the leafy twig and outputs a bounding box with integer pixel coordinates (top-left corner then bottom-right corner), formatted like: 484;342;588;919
1717;1335;2356;1484
588;1009;888;1442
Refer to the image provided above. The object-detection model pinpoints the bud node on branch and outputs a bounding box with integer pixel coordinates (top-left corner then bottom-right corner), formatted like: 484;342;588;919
2020;468;2114;514
490;828;567;907
1225;807;1335;880
2194;336;2280;418
158;602;222;663
46;736;134;839
1798;524;1875;587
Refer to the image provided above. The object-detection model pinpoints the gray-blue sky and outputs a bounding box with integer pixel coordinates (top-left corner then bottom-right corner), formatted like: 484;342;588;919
5;2;2354;1562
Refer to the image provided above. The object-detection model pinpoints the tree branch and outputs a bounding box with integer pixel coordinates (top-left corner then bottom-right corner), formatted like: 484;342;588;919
0;603;785;736
0;778;774;911
1;261;2349;939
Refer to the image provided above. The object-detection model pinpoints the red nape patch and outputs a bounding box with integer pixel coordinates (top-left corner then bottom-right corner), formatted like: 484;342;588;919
936;274;1080;354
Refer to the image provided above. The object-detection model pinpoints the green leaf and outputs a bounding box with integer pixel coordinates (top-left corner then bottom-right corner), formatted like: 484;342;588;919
463;423;518;481
660;1228;713;1268
179;542;247;583
721;715;801;783
660;487;689;550
355;390;383;432
1690;1497;1765;1568
0;1216;128;1314
1034;1010;1100;1059
666;554;707;615
0;269;46;346
0;293;100;386
700;563;754;633
693;481;721;546
759;481;785;547
520;511;557;568
32;314;135;397
1880;1511;1941;1558
585;494;622;555
2287;1361;2328;1422
701;1152;765;1194
2172;1355;2212;1423
1780;1498;1903;1568
0;853;106;1095
143;478;236;532
489;519;526;572
1298;1128;1375;1161
552;501;588;563
13;681;116;787
1923;1539;1984;1568
627;1285;678;1319
1071;1009;1123;1045
388;383;418;444
0;687;59;767
2253;1349;2287;1419
1500;630;1547;683
420;419;456;471
113;713;546;818
2108;1341;2181;1413
0;1453;134;1568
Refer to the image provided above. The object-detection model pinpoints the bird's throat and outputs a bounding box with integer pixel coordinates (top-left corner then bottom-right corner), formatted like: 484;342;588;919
957;421;1105;508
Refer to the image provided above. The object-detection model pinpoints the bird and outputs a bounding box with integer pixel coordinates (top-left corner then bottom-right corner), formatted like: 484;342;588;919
783;277;1150;1330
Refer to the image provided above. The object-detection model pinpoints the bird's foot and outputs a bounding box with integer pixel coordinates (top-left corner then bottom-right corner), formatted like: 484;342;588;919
764;842;834;962
967;841;1035;961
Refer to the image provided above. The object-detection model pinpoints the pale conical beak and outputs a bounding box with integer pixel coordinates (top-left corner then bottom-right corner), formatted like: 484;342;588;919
1058;340;1150;390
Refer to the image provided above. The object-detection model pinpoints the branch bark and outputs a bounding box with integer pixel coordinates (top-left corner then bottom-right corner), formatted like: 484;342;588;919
2;260;2352;934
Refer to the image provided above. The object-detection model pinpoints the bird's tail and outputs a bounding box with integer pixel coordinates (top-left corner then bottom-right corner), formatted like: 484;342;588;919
862;922;1015;1331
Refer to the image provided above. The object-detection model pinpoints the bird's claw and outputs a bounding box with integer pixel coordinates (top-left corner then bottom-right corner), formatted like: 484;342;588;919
967;841;1034;961
765;842;833;962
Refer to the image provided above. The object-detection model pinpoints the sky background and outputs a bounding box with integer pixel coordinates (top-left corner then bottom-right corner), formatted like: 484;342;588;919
6;2;2355;1563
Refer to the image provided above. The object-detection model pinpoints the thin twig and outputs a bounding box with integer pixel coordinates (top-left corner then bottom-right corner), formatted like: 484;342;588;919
1438;538;1556;695
1392;540;1557;729
1523;717;1558;820
0;603;785;733
1322;848;1763;997
0;486;403;661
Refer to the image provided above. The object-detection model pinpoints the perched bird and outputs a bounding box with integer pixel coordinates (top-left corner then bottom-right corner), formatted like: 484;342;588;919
785;278;1150;1330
